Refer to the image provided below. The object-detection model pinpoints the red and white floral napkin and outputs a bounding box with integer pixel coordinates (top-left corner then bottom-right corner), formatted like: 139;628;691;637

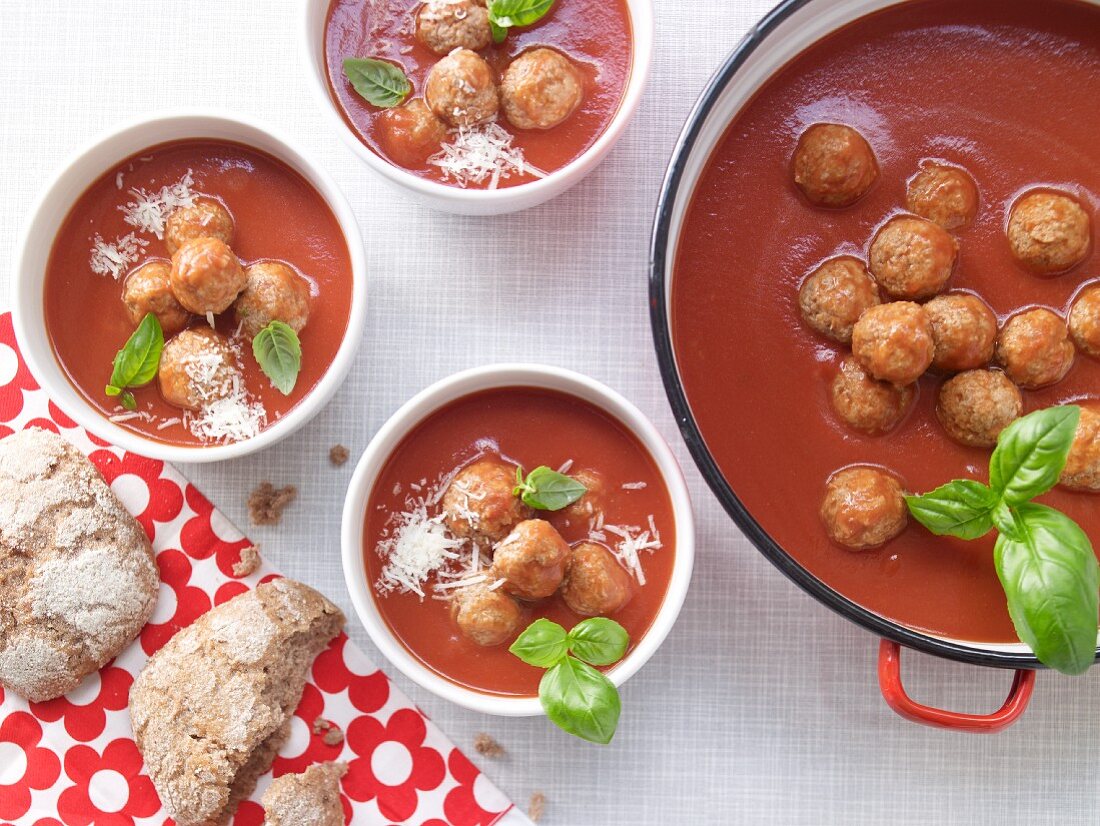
0;313;521;826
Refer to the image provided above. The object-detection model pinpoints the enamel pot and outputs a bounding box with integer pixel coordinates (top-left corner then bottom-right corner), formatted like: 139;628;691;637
648;0;1100;732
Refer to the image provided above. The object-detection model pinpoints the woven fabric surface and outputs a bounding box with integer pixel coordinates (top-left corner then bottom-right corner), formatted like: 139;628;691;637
1;0;1098;823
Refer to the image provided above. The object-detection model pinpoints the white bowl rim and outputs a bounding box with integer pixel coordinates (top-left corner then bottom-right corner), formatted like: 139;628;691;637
300;0;656;206
11;108;368;464
340;363;695;716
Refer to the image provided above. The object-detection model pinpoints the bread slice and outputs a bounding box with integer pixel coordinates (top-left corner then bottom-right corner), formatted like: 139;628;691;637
261;761;347;825
129;579;344;826
0;427;157;701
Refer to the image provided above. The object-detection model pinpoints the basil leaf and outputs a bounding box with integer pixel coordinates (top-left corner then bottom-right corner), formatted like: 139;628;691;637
513;465;587;511
490;19;508;43
509;618;569;668
105;313;163;404
567;617;629;666
539;656;621;744
253;321;301;395
994;503;1099;675
990;406;1081;505
489;0;555;28
905;480;997;540
990;500;1020;540
343;57;412;108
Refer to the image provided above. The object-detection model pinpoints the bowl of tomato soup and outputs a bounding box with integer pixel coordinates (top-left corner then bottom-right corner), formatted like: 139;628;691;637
304;0;653;214
13;112;367;462
341;365;694;715
651;0;1100;728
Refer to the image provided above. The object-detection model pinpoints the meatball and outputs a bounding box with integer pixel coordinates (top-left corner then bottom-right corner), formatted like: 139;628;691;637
416;0;491;55
442;459;532;545
798;256;882;344
792;123;878;207
830;356;914;435
936;369;1022;448
378;98;449;167
924;293;998;373
491;519;569;601
820;466;907;550
561;542;633;617
905;163;979;230
851;302;935;386
1068;282;1100;358
1007;190;1091;275
158;328;239;410
996;308;1075;389
555;467;603;525
164;198;235;257
233;261;311;339
450;583;522;647
500;48;584;131
1061;405;1100;492
122;260;191;335
425;48;499;127
169;237;246;316
868;216;958;300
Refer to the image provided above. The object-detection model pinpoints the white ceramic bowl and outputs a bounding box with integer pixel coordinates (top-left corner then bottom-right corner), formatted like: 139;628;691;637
341;364;695;715
12;111;368;464
302;0;655;215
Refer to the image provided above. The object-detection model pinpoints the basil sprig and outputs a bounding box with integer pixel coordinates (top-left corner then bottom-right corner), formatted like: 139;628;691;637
252;321;301;395
488;0;555;42
513;465;587;511
343;57;412;108
907;406;1099;675
510;617;630;744
105;313;163;411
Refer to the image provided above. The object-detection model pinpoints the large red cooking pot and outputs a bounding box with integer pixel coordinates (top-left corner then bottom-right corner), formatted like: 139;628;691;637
650;0;1100;731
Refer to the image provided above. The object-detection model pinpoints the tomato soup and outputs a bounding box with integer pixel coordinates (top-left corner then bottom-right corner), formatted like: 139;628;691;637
672;0;1100;642
43;139;353;446
363;387;675;696
323;0;632;188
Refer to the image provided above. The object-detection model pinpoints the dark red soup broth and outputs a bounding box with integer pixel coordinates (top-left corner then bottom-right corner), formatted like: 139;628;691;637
672;0;1100;642
363;387;676;697
323;0;632;187
44;139;353;447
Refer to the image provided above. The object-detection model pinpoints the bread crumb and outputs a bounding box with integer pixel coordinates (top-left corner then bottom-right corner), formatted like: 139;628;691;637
248;482;297;525
473;732;504;758
329;445;349;466
529;791;546;822
312;717;344;746
232;544;261;577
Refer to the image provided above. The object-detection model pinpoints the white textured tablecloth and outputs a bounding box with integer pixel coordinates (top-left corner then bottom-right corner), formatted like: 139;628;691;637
3;1;1099;823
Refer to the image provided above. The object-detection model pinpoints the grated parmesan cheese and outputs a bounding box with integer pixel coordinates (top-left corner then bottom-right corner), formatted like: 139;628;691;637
89;233;147;280
428;123;547;189
600;519;663;586
180;347;266;444
119;169;195;239
621;481;647;491
376;501;466;598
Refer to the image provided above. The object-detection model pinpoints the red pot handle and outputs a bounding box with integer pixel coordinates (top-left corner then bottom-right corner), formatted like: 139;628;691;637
877;640;1036;733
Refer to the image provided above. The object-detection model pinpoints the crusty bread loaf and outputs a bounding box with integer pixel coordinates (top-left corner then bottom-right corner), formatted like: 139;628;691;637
261;761;347;826
0;427;157;701
129;579;345;826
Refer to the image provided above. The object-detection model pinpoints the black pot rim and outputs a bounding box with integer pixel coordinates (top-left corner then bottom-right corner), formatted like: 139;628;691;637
647;0;1091;671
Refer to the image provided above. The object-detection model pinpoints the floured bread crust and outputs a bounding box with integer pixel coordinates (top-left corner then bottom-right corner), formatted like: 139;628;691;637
0;427;157;701
129;579;344;826
261;761;347;826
